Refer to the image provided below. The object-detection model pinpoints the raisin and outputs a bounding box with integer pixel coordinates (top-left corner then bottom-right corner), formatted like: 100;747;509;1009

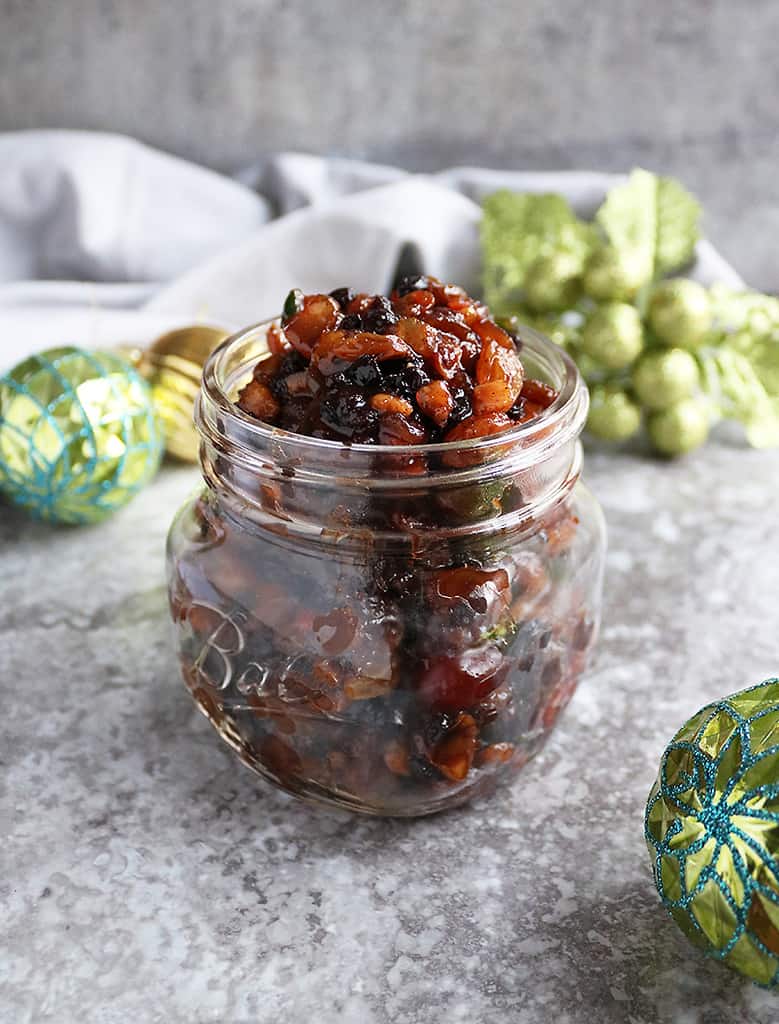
371;560;416;599
448;386;472;425
422;711;458;748
345;355;383;389
395;274;431;297
329;287;354;309
340;313;364;331
320;385;379;438
380;357;431;400
408;754;443;782
362;296;399;334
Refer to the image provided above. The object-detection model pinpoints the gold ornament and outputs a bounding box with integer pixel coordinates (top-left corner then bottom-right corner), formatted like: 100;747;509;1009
137;325;229;462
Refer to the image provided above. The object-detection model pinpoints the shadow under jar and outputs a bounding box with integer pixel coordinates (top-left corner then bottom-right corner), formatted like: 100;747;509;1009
167;321;606;816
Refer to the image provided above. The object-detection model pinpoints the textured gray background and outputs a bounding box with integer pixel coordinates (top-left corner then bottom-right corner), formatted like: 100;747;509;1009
0;0;777;291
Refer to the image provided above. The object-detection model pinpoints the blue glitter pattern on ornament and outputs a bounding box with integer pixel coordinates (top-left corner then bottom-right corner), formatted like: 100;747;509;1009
0;347;163;524
645;678;779;987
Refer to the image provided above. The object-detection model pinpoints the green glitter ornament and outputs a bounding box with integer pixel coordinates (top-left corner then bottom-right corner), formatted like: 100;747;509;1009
646;679;779;987
586;385;642;442
523;252;582;313
579;302;644;370
582;245;649;302
648;278;712;350
632;348;700;411
647;396;709;456
0;347;163;524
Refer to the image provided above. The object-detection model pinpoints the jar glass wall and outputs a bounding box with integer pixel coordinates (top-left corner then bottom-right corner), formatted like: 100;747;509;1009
167;322;606;816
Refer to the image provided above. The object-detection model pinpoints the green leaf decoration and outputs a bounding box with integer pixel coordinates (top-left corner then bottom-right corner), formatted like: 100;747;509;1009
699;348;779;448
709;284;779;334
596;168;701;280
481;191;596;317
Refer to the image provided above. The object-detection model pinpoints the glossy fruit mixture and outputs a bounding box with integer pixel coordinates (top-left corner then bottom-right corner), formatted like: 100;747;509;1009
236;276;557;451
168;278;603;815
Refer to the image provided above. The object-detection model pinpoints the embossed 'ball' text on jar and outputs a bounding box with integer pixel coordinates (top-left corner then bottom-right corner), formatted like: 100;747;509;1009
166;321;606;816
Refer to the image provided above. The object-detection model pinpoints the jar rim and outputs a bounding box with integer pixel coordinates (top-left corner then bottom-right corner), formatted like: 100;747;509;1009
198;318;588;471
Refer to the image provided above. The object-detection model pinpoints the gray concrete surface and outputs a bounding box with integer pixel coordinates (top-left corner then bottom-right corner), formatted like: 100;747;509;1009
4;444;779;1023
0;0;777;291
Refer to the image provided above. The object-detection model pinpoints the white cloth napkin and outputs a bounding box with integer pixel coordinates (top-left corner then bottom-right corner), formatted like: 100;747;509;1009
0;131;745;370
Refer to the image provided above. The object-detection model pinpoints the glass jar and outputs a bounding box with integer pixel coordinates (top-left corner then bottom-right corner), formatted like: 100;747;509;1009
166;321;606;817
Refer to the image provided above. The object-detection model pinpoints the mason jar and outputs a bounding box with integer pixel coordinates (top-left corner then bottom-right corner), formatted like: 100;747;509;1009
166;321;606;817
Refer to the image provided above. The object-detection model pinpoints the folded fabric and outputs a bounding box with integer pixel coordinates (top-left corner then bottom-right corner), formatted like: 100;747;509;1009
0;131;745;370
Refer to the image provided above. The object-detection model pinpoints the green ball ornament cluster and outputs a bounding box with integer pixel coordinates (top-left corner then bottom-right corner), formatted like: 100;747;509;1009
580;303;644;370
481;172;779;458
582;245;649;302
646;679;779;987
0;347;163;524
648;278;712;350
572;275;714;457
648;398;710;456
586;385;642;442
632;349;700;410
524;252;581;313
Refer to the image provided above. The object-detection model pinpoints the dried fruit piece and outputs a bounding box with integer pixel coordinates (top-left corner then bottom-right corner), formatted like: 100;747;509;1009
237;379;281;422
394;317;462;380
384;741;410;776
267;323;292;355
394;289;436;318
311;331;412;377
370;393;415;417
475;337;524;408
313;606;358;655
284;294;341;357
475;742;516;767
472;380;514;415
429;713;479;781
418;646;509;712
520;378;558;409
441;412;514;467
429;566;511;615
416;380;454;428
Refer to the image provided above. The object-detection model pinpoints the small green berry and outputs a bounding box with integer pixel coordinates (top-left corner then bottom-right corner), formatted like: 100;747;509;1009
631;348;699;410
648;279;712;350
587;385;643;442
582;246;649;302
647;397;710;456
580;302;644;370
523;252;581;313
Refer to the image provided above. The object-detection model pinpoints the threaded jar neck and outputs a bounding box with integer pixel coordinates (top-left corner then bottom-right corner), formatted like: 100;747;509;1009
195;320;588;546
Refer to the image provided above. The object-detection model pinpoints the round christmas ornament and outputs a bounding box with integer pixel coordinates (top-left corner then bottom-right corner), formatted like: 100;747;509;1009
0;347;163;524
646;678;779;987
136;325;228;462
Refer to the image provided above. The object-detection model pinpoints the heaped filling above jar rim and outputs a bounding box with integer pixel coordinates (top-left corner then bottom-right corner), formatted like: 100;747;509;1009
235;277;559;465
